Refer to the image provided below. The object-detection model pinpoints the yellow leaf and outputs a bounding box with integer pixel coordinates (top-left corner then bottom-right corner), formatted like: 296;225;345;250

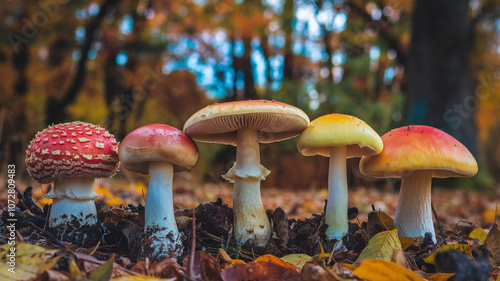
356;229;402;263
423;244;473;264
376;211;395;230
312;242;331;262
427;273;455;281
353;260;424;281
254;254;298;272
280;254;312;270
89;254;115;281
399;237;422;250
0;242;60;281
218;248;245;265
69;258;86;278
341;263;356;271
469;227;488;243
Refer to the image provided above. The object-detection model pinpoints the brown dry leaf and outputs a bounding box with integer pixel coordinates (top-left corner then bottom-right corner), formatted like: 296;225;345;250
327;262;356;279
300;263;333;281
73;252;131;278
218;248;245;266
423;244;473;264
280;254;313;270
356;229;402;263
37;269;71;281
353;260;425;281
254;254;298;272
469;227;488;243
187;251;223;281
427;273;455;281
221;261;301;281
149;258;182;279
391;250;409;268
487;223;500;265
111;276;173;281
0;242;60;281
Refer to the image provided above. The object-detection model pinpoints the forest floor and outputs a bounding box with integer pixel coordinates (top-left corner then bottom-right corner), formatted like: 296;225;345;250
1;176;499;280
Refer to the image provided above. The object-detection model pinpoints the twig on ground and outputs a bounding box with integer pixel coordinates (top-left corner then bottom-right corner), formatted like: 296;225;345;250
28;222;66;250
188;208;196;279
431;202;447;245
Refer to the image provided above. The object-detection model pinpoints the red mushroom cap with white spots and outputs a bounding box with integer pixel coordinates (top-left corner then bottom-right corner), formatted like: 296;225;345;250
25;122;120;183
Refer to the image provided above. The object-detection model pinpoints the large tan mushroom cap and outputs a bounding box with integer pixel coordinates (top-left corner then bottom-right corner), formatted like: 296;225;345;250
183;100;310;145
119;124;199;174
297;113;383;158
360;125;478;178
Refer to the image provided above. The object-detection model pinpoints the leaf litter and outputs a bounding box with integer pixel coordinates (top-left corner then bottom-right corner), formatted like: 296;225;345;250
0;183;499;280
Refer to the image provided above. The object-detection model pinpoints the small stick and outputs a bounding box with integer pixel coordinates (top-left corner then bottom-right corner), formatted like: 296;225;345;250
327;240;340;264
431;202;447;245
188;208;196;279
28;222;66;249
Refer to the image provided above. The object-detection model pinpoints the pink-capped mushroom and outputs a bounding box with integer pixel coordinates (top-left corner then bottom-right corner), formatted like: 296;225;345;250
119;124;199;260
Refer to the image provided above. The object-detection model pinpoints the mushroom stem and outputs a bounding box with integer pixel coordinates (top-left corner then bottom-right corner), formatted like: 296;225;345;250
47;177;98;228
231;128;271;247
394;170;435;242
325;146;348;240
145;161;182;257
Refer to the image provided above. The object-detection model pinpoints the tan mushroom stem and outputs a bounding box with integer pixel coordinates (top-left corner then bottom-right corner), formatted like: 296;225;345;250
222;128;271;247
325;146;349;240
145;161;182;257
394;170;435;243
46;177;98;228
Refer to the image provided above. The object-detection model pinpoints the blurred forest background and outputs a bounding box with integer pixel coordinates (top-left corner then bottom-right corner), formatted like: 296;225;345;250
1;0;500;190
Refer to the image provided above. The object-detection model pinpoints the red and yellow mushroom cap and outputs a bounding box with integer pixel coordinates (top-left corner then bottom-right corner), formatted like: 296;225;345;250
360;125;478;178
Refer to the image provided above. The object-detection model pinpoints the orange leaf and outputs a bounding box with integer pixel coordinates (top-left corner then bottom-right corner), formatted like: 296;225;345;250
341;263;356;271
218;249;245;266
254;254;298;272
353;260;425;281
221;262;301;281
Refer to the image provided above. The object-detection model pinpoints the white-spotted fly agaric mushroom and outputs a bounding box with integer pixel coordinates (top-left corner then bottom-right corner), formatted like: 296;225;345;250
25;122;119;228
359;125;477;242
184;100;309;248
119;124;199;260
297;114;383;241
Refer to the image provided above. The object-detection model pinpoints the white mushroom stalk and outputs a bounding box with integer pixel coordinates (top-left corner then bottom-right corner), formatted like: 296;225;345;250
394;170;435;242
222;128;271;247
325;146;348;240
46;177;98;227
145;161;182;257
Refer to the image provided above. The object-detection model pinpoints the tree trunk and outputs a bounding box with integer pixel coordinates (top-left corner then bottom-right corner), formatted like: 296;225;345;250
406;0;477;155
45;0;119;125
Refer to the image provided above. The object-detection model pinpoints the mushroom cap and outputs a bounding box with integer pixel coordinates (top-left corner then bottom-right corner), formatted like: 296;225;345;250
183;100;310;145
25;122;120;183
119;124;199;174
297;113;383;158
359;125;478;178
